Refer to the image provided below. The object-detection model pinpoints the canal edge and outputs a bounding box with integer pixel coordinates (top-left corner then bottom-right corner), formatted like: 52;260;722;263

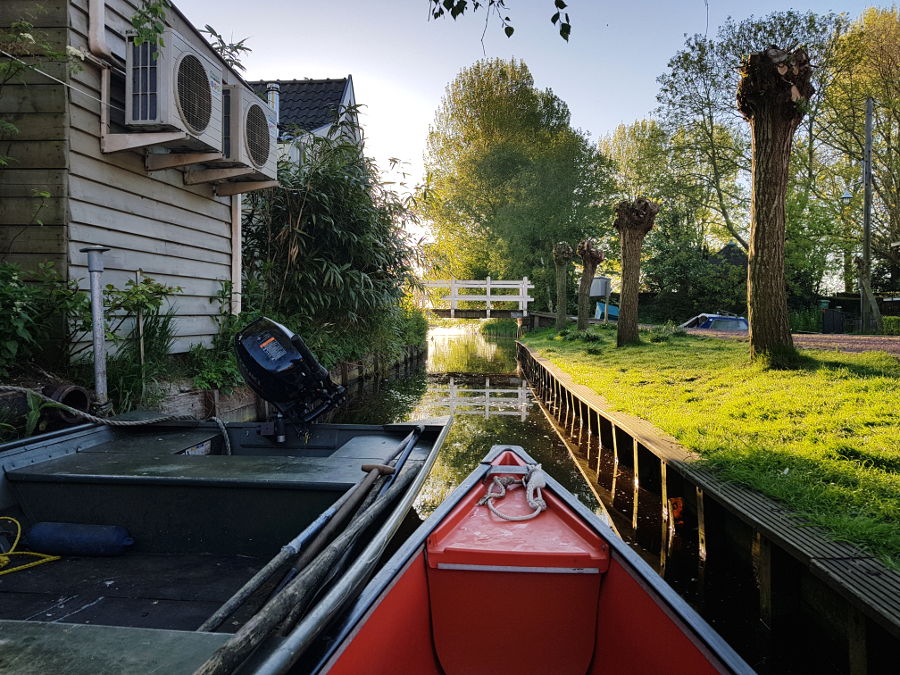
516;340;900;672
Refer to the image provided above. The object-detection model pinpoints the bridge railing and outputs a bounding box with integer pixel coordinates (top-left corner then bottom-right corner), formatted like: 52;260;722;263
421;277;534;318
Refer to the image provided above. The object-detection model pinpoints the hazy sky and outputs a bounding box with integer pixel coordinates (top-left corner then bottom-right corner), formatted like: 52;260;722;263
179;0;872;188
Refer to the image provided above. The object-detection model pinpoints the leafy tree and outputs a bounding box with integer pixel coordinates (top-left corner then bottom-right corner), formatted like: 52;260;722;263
819;8;900;291
423;58;613;310
657;12;845;257
600;120;746;321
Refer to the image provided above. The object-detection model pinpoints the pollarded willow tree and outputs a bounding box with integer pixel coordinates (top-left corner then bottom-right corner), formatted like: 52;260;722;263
553;241;573;331
737;46;814;363
423;58;613;310
656;11;848;308
576;238;603;330
614;198;659;347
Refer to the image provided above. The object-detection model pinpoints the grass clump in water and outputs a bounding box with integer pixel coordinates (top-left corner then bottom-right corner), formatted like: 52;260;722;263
522;327;900;569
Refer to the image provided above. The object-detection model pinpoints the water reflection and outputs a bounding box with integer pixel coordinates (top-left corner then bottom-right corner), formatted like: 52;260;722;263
330;325;600;517
426;326;518;374
428;375;531;421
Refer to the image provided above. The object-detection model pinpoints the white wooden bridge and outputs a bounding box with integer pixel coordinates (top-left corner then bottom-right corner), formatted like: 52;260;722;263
422;278;534;319
427;377;532;421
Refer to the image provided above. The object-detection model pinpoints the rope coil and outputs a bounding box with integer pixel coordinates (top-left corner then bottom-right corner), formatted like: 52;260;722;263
0;516;60;576
478;464;548;521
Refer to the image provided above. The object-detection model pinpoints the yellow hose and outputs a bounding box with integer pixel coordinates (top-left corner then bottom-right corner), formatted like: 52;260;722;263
0;516;60;576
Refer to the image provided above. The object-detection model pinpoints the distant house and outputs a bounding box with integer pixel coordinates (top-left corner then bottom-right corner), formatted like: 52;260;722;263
0;0;279;352
249;77;360;161
711;241;748;269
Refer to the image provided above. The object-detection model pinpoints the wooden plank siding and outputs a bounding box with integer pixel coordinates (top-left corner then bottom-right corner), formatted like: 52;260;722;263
63;0;237;352
0;1;69;273
2;0;249;352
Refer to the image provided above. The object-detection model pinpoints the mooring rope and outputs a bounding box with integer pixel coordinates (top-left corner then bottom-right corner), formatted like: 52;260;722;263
478;464;548;521
0;385;195;427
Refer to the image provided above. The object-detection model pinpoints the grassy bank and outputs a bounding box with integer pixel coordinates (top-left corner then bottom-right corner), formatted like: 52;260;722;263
522;326;900;568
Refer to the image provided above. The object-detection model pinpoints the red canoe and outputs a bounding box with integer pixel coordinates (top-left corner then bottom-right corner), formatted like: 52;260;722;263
264;445;754;674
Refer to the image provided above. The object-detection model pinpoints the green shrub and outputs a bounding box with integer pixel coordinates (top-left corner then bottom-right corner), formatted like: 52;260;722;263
884;316;900;336
0;264;39;377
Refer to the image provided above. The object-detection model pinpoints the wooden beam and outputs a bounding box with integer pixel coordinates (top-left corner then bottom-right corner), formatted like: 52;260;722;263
101;131;189;154
215;180;280;197
146;152;223;171
184;167;256;185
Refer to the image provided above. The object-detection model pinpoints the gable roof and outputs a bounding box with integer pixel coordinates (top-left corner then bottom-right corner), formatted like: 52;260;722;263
712;241;748;267
249;78;351;135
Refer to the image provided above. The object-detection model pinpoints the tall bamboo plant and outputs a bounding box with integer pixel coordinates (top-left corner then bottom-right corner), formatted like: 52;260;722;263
242;116;418;335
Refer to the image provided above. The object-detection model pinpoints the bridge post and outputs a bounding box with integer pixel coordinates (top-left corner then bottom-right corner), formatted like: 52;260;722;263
486;276;492;318
450;278;456;319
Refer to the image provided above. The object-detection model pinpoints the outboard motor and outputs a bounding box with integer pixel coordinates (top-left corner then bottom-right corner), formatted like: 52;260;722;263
235;317;345;440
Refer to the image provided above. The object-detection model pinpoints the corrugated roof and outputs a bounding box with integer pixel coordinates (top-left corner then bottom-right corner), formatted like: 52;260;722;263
250;78;348;134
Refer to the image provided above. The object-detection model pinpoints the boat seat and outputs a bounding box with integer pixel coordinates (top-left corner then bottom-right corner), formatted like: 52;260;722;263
77;427;220;455
0;620;228;674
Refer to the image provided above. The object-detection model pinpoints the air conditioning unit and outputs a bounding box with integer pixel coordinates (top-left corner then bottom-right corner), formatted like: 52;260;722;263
220;86;278;180
125;28;223;153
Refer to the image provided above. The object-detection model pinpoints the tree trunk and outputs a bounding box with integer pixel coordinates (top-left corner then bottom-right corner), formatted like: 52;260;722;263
737;47;813;363
614;199;659;346
576;239;604;330
856;256;883;333
552;241;573;331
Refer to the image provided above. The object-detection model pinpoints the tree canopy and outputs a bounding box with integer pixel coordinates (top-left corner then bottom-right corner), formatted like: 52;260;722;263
423;58;613;310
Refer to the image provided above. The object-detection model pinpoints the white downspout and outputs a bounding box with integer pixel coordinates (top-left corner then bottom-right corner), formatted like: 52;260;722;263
88;0;113;60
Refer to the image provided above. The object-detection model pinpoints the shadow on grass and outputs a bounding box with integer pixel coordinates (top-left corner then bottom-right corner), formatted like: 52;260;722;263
795;351;899;380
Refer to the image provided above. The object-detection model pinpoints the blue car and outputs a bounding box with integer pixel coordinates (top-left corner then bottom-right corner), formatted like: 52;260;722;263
679;313;748;331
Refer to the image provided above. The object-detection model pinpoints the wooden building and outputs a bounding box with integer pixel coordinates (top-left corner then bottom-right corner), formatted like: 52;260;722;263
1;0;278;352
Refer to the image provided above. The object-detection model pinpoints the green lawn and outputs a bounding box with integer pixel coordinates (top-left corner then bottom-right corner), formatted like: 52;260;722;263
522;326;900;569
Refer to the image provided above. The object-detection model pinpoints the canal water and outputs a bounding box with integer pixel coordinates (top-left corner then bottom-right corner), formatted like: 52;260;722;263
331;325;602;518
332;325;824;673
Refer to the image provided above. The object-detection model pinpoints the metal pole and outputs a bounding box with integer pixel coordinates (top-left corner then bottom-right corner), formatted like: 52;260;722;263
80;246;111;413
861;97;873;333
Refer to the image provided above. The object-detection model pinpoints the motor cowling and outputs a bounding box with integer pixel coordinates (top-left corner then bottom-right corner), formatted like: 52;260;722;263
235;317;345;425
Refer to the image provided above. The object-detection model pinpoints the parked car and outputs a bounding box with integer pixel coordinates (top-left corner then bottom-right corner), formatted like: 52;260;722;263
679;313;748;331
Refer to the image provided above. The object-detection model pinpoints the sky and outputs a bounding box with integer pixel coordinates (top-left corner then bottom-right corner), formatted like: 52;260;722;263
179;0;874;189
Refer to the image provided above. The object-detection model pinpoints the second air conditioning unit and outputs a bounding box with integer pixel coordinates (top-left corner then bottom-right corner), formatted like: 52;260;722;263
221;86;278;180
125;28;223;153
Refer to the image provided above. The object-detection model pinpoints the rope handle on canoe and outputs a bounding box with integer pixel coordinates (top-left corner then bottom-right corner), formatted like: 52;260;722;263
478;464;547;521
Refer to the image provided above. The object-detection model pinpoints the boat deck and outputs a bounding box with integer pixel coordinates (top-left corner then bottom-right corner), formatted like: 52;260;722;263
0;551;276;632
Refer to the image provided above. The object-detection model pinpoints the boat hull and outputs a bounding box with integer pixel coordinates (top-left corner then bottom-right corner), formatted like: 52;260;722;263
304;446;753;675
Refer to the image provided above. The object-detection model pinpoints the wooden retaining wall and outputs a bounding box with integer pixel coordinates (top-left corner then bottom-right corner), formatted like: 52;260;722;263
517;341;898;674
159;345;426;423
